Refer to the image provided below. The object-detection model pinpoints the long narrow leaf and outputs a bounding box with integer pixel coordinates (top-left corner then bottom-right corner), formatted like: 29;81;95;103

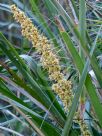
51;0;102;87
79;0;86;60
0;32;65;126
62;57;90;136
61;32;102;131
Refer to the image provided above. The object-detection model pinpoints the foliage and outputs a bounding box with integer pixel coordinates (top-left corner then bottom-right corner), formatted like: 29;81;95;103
0;0;102;136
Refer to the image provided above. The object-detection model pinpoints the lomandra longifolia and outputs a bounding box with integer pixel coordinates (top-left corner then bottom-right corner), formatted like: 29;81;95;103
11;5;73;110
11;5;92;136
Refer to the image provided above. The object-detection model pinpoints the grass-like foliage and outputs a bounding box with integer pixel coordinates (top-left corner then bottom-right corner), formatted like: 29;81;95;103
0;0;102;136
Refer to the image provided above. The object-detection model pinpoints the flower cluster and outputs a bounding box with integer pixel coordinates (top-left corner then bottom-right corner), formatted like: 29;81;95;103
52;80;73;109
75;112;91;136
11;5;73;110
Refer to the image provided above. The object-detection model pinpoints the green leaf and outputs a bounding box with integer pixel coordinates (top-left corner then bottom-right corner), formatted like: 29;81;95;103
0;55;66;121
61;32;102;134
29;0;58;46
51;0;102;87
62;57;90;136
30;0;67;64
79;0;86;60
31;116;61;136
0;32;65;126
0;80;60;136
0;79;41;117
0;74;49;113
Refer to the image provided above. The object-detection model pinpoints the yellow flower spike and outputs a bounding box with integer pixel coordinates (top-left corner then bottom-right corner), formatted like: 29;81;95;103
75;112;91;136
11;4;73;110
